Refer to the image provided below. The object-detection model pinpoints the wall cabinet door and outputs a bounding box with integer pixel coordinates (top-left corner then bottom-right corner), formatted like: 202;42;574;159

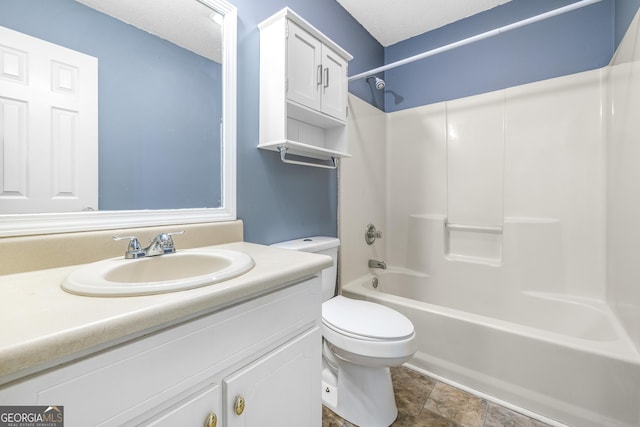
286;21;347;122
320;46;348;121
224;328;321;427
287;21;322;112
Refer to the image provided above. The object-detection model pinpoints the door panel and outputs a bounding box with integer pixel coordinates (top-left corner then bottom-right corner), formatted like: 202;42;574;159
0;25;98;213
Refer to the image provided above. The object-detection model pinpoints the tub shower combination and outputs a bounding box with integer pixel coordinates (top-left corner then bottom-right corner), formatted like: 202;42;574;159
343;216;640;427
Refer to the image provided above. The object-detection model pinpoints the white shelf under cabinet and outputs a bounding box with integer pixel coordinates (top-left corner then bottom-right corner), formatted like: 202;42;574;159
258;8;352;165
259;140;351;161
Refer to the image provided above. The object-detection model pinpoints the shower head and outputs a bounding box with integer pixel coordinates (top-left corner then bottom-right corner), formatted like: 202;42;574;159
366;76;385;90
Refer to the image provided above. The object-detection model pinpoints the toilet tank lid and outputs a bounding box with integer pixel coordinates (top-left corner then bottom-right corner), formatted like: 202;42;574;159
270;236;340;252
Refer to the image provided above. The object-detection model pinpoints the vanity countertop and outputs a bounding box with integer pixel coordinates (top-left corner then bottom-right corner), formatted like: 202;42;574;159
0;241;331;385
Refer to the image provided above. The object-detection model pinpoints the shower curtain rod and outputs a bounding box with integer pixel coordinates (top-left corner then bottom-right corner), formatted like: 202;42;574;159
348;0;604;82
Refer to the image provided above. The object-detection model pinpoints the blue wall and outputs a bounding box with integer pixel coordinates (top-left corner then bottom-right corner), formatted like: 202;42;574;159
381;0;640;111
5;0;639;245
231;0;382;244
0;0;384;243
0;0;222;210
383;0;614;111
615;0;640;45
235;0;640;243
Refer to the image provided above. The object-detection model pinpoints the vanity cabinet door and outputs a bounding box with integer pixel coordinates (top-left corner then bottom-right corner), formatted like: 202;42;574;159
141;381;221;427
224;327;321;427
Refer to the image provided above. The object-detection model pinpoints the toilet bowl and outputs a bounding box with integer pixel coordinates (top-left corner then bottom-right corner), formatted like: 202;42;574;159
322;295;416;426
271;237;417;427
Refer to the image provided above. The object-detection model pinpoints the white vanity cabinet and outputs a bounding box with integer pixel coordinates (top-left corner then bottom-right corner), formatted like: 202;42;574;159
0;277;322;427
258;8;352;162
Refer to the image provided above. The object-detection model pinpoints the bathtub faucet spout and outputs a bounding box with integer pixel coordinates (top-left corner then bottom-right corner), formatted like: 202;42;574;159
368;259;387;269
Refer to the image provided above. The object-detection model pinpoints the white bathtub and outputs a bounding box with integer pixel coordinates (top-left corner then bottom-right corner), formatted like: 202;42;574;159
342;268;640;427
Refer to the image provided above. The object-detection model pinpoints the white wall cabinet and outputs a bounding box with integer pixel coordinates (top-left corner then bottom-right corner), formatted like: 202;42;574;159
0;277;322;427
258;8;352;163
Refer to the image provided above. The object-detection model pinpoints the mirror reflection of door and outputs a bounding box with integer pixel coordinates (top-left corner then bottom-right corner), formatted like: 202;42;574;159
0;25;98;213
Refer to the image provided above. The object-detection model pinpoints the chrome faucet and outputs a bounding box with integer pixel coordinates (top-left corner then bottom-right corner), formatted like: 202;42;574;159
365;224;382;245
368;259;387;269
113;231;184;259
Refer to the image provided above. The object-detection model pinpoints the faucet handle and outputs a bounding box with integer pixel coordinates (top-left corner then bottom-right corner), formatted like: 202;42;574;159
150;230;184;254
365;224;382;245
113;235;145;259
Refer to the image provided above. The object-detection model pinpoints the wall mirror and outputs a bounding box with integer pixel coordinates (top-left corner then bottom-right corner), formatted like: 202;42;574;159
0;0;237;237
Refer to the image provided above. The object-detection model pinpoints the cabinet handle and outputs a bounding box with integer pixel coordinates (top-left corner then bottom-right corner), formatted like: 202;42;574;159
204;412;217;427
234;396;246;416
317;64;322;86
324;67;329;88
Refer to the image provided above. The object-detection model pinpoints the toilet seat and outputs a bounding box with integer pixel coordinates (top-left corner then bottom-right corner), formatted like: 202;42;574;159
321;296;416;363
322;296;414;340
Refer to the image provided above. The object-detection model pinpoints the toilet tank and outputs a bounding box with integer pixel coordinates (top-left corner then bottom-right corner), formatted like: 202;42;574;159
270;236;339;302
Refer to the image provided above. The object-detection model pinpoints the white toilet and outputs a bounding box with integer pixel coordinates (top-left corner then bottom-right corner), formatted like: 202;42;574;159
272;236;416;427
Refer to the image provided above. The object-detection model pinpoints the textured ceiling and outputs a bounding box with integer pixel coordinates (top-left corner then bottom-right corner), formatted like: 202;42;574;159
74;0;223;62
75;0;514;59
337;0;512;46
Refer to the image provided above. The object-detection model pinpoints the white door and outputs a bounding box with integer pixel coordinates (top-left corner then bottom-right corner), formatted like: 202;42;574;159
286;21;322;112
224;328;321;427
320;45;347;121
0;25;98;213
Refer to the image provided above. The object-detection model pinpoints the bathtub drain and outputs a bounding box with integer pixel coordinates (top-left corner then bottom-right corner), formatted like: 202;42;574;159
372;277;378;288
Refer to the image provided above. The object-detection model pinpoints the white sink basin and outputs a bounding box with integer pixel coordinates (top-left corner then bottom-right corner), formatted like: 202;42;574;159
62;248;255;296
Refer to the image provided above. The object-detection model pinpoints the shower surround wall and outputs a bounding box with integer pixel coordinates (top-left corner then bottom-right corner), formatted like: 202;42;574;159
608;9;640;357
339;96;387;281
341;69;606;300
385;68;606;300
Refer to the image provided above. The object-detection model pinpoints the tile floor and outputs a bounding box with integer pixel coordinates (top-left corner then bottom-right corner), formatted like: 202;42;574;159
322;366;553;427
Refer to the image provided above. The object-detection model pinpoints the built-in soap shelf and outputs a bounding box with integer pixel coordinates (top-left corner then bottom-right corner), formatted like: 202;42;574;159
444;220;503;266
445;222;503;233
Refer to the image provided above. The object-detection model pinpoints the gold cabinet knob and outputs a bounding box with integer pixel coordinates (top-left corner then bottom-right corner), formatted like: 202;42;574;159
234;396;245;415
204;412;217;427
